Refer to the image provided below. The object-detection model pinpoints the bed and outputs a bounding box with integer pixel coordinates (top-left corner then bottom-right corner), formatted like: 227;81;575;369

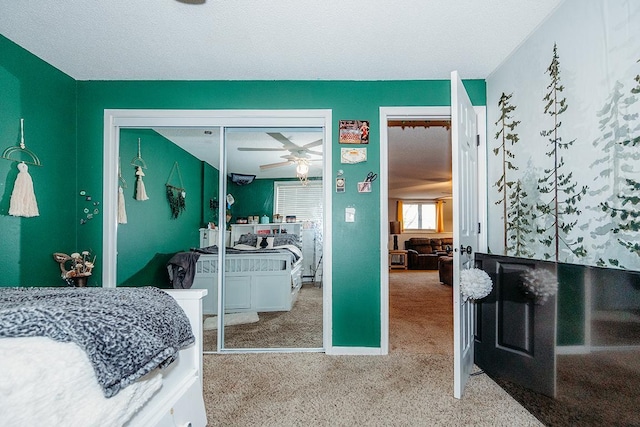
0;286;207;427
168;233;303;315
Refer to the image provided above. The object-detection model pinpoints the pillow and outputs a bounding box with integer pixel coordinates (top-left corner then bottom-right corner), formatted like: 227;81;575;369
237;233;301;249
273;234;301;248
237;233;258;247
255;236;275;249
418;246;433;255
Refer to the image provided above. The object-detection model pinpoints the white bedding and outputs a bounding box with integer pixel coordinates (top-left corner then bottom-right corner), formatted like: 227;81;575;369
0;336;162;427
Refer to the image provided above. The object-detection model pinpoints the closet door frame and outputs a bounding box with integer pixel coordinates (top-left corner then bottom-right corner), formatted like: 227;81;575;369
102;109;333;353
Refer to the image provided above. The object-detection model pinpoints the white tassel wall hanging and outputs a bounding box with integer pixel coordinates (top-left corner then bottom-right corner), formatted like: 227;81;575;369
117;159;127;224
135;166;149;201
9;162;39;217
2;119;42;217
118;186;128;223
131;138;149;201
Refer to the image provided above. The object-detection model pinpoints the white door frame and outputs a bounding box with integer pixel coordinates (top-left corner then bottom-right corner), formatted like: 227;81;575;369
103;109;333;352
379;106;487;356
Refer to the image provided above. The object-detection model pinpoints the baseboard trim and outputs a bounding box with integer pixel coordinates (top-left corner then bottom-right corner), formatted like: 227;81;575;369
326;346;384;356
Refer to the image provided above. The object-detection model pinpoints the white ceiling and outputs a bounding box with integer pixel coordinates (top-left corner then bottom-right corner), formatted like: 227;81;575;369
388;124;452;200
1;0;563;198
0;0;563;81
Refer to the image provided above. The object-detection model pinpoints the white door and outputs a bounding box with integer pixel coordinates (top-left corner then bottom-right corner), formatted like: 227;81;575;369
451;71;479;399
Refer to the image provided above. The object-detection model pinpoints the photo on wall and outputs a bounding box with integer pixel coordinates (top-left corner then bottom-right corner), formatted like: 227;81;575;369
339;120;369;144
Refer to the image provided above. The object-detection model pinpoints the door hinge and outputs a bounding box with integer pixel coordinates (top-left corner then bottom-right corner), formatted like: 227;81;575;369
476;134;480;147
478;222;481;234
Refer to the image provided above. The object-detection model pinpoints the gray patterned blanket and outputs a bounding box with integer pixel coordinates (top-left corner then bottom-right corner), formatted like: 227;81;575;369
0;286;194;398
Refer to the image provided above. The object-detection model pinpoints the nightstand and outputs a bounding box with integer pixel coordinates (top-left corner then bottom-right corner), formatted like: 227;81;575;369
389;250;408;270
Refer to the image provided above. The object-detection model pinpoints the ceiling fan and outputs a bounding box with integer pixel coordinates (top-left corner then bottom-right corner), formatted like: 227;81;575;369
237;132;323;170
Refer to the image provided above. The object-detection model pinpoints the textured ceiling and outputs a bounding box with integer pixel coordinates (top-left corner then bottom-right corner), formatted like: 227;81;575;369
0;0;563;81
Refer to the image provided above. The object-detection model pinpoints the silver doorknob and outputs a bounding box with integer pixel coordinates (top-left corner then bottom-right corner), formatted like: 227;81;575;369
460;245;473;254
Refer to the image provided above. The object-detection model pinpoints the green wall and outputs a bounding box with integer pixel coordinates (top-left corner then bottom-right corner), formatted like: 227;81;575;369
229;178;275;221
0;35;77;287
202;161;220;227
75;79;485;348
556;263;586;346
117;129;205;287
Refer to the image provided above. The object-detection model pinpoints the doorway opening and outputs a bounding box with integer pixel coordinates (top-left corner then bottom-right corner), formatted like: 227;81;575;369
386;113;454;355
379;105;487;357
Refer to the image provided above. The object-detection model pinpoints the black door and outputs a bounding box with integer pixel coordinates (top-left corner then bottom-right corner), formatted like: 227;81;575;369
474;253;557;397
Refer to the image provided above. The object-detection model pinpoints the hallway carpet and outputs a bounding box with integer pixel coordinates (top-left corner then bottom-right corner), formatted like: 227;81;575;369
389;270;453;355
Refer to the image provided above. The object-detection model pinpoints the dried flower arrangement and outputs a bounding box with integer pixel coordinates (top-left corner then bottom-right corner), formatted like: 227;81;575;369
53;251;96;286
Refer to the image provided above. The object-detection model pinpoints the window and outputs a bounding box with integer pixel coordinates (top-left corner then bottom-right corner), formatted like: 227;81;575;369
274;181;323;222
403;202;436;230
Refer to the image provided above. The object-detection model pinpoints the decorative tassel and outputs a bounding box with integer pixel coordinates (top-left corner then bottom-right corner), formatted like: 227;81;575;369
118;186;128;224
135;166;149;201
9;162;39;217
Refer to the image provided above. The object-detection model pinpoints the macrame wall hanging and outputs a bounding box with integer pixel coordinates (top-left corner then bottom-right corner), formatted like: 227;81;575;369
117;158;128;224
166;161;186;219
131;138;149;201
2;119;41;217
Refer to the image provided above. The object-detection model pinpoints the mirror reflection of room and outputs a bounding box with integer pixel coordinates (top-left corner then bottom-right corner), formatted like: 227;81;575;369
209;128;324;351
116;127;324;352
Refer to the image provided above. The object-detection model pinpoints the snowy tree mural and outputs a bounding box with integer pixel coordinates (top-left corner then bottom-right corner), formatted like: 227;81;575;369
493;92;521;254
485;0;640;270
600;60;640;264
506;179;535;257
535;43;588;262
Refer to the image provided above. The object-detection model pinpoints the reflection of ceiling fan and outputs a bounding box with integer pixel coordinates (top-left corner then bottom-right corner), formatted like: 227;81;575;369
237;132;322;170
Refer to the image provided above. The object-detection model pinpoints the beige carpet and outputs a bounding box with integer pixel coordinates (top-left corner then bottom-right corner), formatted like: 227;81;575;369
201;271;542;426
203;283;323;350
389;270;453;355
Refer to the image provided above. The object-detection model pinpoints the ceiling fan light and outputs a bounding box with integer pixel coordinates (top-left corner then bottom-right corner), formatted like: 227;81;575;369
296;162;309;175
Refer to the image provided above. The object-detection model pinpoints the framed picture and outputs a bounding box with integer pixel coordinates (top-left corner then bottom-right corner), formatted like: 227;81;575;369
339;120;369;144
341;147;367;164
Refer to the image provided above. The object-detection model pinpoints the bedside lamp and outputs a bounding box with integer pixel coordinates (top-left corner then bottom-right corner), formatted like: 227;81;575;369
389;221;401;250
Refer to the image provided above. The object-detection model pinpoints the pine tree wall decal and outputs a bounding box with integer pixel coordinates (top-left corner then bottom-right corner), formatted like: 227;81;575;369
536;43;588;261
601;59;640;262
590;77;638;266
507;179;534;257
493;92;521;254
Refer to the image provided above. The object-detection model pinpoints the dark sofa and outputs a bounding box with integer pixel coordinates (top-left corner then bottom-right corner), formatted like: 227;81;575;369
404;237;453;270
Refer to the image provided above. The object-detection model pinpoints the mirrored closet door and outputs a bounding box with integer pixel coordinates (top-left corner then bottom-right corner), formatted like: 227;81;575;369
112;117;325;353
221;128;324;350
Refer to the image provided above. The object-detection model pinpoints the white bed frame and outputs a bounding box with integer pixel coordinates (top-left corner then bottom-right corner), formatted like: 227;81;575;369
192;252;303;315
128;288;208;427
